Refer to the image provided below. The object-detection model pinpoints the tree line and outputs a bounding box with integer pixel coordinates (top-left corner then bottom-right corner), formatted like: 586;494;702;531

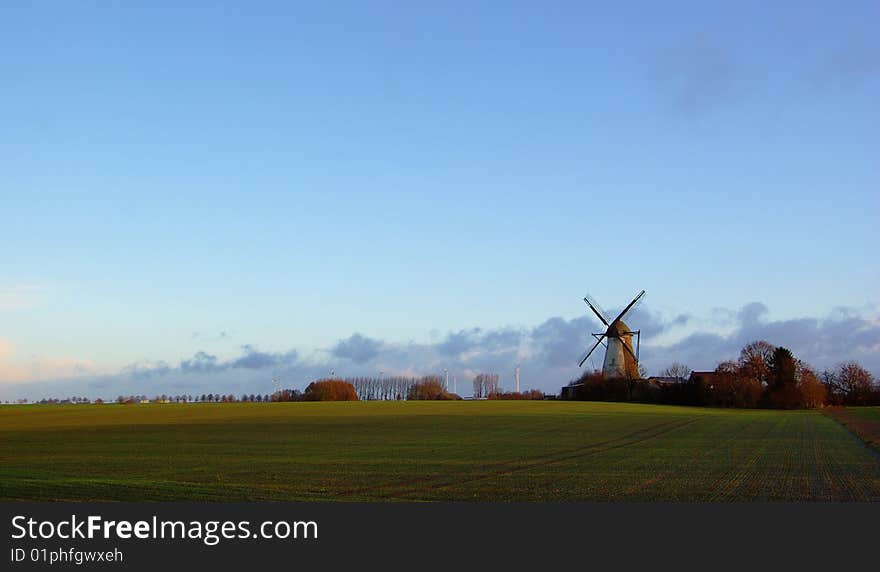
267;377;462;401
12;371;537;405
346;375;435;401
566;340;878;408
16;374;483;405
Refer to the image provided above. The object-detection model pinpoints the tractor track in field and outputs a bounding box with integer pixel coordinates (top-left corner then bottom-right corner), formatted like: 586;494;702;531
335;417;701;500
811;416;845;500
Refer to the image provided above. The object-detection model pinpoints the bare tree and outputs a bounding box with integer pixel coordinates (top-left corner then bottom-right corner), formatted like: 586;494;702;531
738;340;775;386
348;376;420;401
836;361;874;405
661;362;691;379
473;373;500;398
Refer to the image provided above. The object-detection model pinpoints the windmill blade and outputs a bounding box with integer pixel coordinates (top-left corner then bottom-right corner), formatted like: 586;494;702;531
610;290;646;325
583;294;610;326
578;335;605;367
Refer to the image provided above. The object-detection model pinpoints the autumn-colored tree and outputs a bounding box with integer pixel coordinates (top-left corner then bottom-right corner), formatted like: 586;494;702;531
836;362;875;405
739;377;764;408
407;377;445;400
565;369;631;401
709;360;739;407
304;379;359;401
797;364;826;409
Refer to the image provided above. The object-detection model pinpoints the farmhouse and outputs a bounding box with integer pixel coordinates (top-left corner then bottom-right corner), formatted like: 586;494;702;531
688;371;720;387
646;376;687;385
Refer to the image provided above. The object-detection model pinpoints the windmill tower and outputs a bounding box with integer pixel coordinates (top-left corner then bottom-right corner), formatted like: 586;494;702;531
577;290;645;379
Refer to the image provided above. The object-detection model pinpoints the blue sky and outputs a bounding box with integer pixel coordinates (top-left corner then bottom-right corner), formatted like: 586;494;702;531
1;1;878;397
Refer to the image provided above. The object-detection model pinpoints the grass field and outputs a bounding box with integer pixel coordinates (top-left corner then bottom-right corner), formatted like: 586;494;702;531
2;401;879;502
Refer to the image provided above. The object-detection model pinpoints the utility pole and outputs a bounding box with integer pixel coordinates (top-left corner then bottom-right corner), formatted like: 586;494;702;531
515;365;520;393
444;368;449;391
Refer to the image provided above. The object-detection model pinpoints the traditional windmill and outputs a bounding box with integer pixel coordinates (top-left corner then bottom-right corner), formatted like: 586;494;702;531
577;290;645;379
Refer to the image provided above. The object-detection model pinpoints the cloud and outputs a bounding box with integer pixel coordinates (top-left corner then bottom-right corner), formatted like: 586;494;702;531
120;360;172;380
175;346;300;374
0;338;102;384
531;316;592;368
738;302;768;326
1;304;878;401
0;339;26;381
331;334;383;364
433;327;524;359
645;304;880;373
232;345;298;369
112;346;301;385
180;351;222;374
436;329;480;357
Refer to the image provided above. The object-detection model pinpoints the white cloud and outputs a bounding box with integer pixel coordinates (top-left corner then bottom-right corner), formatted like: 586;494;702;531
0;338;103;384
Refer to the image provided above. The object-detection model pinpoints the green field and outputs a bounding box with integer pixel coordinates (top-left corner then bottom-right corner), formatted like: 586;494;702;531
2;401;879;501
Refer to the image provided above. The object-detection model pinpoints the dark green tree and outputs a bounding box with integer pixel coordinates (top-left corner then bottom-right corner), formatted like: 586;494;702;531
768;346;799;408
769;347;797;390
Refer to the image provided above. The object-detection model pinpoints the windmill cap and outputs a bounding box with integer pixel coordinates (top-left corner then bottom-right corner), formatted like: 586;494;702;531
606;320;633;337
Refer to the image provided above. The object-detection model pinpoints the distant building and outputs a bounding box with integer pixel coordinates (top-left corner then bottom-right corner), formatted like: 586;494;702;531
646;376;687;385
560;383;584;399
689;371;719;387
